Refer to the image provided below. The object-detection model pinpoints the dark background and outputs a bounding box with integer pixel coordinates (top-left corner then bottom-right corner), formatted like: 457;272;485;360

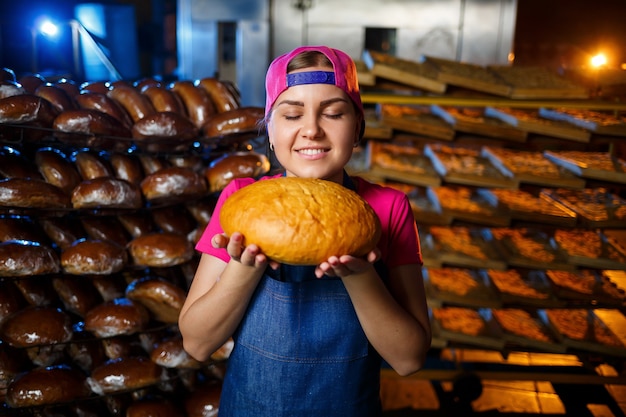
1;0;625;80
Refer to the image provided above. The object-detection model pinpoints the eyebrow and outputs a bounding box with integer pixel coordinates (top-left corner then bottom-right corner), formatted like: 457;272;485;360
276;97;350;109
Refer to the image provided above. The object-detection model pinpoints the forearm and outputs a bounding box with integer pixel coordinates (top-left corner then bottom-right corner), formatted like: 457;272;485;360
342;268;431;376
179;261;264;361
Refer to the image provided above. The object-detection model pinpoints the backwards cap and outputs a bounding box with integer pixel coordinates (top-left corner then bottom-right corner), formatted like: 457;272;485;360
264;46;363;119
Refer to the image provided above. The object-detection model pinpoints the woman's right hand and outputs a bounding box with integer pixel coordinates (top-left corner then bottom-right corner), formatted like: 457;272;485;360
212;232;279;270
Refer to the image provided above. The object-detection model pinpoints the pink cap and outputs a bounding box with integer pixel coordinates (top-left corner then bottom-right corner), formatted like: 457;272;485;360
264;46;363;119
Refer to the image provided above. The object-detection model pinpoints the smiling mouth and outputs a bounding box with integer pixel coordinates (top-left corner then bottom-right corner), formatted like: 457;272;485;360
297;148;328;155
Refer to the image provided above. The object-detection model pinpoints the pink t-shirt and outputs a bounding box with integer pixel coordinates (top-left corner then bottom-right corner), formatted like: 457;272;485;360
195;174;422;268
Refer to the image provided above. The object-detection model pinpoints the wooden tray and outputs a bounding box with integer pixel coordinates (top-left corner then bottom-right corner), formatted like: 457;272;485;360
545;269;625;307
539;108;626;137
485;107;591;142
541;187;626;229
407;186;452;226
542;308;626;357
368;141;442;187
554;229;626;270
481;146;586;189
487;228;574;272
487;66;590;100
424;266;502;309
428;185;510;227
363;50;447;93
424;144;518;189
490;308;567;353
427;225;507;270
355;60;376;86
423;56;512;97
479;188;578;227
544;150;626;184
431;105;528;142
482;268;564;307
379;104;455;141
430;306;506;350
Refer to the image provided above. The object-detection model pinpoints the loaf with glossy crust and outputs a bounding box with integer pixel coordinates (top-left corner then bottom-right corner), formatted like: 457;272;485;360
5;365;90;408
60;239;128;275
84;298;149;338
205;151;270;192
87;356;163;395
197;77;239;113
127;232;194;267
142;84;186;114
0;240;60;276
131;111;198;152
34;84;77;112
220;177;381;265
71;177;143;209
0;94;58;127
201;106;264;138
35;148;82;194
140;166;207;203
169;80;216;128
107;84;155;123
0;306;72;347
52;108;132;149
75;92;134;128
126;277;187;324
0;178;70;208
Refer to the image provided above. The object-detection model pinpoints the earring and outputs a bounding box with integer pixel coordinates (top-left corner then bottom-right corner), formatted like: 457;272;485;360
353;140;360;148
269;142;274;151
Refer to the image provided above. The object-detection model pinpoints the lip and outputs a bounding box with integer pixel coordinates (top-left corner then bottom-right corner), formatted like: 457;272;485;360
295;147;329;159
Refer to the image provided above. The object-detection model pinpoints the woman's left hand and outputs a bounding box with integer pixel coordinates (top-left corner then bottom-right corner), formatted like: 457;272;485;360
315;248;381;278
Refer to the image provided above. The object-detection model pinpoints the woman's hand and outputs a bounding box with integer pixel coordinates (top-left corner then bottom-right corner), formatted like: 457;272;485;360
315;248;381;278
212;232;279;270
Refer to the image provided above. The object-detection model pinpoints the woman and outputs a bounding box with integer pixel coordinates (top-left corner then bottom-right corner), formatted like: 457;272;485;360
179;45;431;416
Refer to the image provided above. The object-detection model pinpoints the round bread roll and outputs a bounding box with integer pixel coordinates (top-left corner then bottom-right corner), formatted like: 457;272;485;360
0;216;47;243
134;77;161;91
0;150;42;180
53;108;132;150
117;212;155;238
80;216;130;247
75;91;133;128
220;177;381;265
141;84;186;114
0;306;72;347
0;280;27;325
55;78;80;98
150;336;203;369
73;150;113;180
151;205;197;235
126;277;187;324
61;239;128;275
140;166;207;203
0;178;70;208
110;152;145;186
184;380;221;417
127;232;194;267
71;177;143;209
18;74;46;93
84;298;150;338
39;216;87;250
35;147;82;195
0;80;25;99
5;365;90;408
0;94;58;126
169;80;215;128
197;77;239;113
131;111;198;152
205;151;270;192
138;154;169;175
202;106;264;138
52;276;102;317
0;240;60;277
79;80;111;94
107;84;155;123
35;83;77;112
87;356;163;395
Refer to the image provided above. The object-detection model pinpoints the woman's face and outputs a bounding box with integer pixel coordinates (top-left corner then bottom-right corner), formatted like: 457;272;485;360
267;67;361;184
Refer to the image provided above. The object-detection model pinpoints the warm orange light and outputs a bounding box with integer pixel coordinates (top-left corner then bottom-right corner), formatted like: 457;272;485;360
590;53;607;68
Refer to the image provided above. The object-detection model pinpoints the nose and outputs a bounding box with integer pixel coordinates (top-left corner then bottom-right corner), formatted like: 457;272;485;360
300;112;322;139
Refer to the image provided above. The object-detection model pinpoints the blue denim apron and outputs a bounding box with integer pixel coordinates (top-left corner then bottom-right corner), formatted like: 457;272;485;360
218;173;386;417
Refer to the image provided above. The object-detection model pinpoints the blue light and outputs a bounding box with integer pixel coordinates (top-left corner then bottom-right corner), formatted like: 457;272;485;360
38;19;59;38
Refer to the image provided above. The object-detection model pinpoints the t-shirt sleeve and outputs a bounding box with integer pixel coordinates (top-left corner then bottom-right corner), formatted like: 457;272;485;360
195;177;255;263
386;192;423;268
